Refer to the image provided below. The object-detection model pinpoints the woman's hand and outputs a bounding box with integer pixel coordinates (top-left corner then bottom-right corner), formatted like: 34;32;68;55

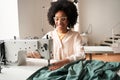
27;51;41;58
49;59;70;71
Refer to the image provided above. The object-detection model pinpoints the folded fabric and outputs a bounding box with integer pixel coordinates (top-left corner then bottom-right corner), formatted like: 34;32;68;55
27;60;120;80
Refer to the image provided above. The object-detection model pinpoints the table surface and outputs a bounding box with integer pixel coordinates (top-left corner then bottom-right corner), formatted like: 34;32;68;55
84;46;114;53
0;58;57;80
0;57;120;80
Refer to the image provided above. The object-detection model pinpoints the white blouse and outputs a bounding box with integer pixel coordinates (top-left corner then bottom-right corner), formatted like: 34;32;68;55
44;29;85;62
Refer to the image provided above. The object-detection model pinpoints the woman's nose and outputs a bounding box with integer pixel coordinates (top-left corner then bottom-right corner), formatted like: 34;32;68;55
57;19;62;24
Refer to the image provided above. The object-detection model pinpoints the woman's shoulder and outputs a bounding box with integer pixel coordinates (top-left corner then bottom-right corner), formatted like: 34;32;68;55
68;30;82;40
69;30;80;35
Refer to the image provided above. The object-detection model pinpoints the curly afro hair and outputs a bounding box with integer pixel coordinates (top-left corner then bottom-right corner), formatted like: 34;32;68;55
47;0;78;28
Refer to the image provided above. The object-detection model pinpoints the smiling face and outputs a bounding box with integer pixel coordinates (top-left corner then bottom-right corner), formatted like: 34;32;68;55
54;10;69;33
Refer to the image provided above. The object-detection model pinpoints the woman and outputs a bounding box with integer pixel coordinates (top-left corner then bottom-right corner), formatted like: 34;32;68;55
45;0;85;71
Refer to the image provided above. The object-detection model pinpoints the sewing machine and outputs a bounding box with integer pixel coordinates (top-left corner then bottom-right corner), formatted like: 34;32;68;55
0;40;6;73
37;38;53;65
4;38;53;66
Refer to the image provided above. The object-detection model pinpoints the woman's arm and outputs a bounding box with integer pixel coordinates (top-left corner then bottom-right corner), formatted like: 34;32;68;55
49;59;70;71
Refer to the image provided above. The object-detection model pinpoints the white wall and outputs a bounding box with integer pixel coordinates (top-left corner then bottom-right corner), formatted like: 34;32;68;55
79;0;120;45
18;0;53;39
0;0;19;40
18;0;120;45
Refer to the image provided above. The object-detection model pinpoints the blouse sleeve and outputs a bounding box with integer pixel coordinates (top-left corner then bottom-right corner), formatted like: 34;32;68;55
67;33;85;62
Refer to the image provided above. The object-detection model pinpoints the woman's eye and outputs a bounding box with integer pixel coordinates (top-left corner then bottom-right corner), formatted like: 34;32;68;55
53;17;67;21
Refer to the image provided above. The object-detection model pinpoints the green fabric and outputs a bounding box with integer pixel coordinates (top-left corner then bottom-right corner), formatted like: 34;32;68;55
27;60;120;80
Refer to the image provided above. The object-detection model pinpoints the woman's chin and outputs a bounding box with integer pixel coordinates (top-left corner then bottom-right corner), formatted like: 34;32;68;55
56;26;64;29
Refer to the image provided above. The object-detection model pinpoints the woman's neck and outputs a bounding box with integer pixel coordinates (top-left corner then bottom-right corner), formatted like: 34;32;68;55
57;29;68;34
56;29;69;40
